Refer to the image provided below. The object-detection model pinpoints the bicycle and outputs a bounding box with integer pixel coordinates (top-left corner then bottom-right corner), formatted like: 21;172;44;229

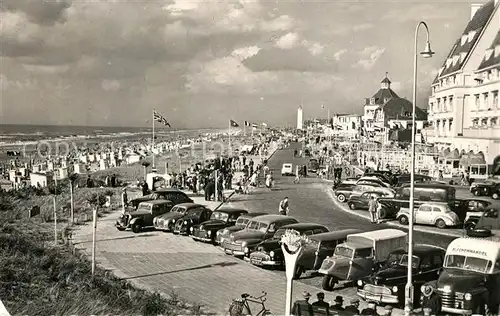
229;291;273;316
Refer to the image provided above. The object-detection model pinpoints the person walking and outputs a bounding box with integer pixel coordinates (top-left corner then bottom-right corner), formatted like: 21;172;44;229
330;296;344;312
311;292;329;315
291;291;312;316
278;197;289;215
265;173;272;191
344;298;360;314
368;195;378;224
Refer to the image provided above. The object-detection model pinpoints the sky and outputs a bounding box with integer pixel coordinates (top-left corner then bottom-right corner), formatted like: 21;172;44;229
0;0;483;128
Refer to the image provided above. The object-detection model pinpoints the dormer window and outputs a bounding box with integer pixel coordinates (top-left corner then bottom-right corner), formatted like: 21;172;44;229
495;45;500;58
461;34;468;45
438;67;444;76
459;52;467;63
446;58;453;68
485;48;494;60
452;55;460;65
467;30;477;42
384;98;390;103
370;98;375;105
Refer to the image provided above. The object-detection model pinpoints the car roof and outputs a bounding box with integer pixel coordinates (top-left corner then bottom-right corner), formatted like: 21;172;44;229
282;163;292;165
214;207;249;214
447;238;500;263
174;203;205;208
140;199;172;205
349;229;407;241
251;214;298;224
390;244;446;256
310;229;363;242
278;223;329;231
400;183;452;189
155;188;188;193
239;212;269;219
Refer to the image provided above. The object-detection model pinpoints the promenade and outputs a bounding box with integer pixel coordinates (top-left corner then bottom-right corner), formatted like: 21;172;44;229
72;141;465;316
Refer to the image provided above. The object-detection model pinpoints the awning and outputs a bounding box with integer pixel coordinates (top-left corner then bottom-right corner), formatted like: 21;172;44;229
446;148;460;160
460;151;486;167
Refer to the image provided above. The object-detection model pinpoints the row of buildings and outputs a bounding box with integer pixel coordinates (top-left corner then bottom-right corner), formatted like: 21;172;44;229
297;0;500;178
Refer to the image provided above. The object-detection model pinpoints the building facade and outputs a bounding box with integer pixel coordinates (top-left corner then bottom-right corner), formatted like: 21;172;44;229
363;74;427;142
297;106;303;130
425;0;500;167
331;114;362;139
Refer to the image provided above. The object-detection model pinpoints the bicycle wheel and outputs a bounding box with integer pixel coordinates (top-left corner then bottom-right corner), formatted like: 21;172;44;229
262;311;274;316
229;300;250;316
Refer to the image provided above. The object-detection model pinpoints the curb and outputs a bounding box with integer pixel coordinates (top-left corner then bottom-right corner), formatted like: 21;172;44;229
322;184;464;238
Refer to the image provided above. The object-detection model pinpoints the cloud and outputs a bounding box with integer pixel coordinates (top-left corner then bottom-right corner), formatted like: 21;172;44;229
22;64;69;74
275;32;300;49
0;73;38;90
382;3;458;23
352;23;374;32
333;49;348;61
101;79;121;91
354;46;386;70
305;42;325;56
232;46;261;60
1;0;70;25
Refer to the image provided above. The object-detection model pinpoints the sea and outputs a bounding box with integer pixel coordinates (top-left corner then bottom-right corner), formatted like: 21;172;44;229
0;124;221;148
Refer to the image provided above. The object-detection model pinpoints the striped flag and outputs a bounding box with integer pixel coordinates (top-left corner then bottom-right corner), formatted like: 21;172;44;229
321;104;325;109
244;121;251;127
230;119;239;127
252;123;258;128
153;110;171;127
262;122;268;127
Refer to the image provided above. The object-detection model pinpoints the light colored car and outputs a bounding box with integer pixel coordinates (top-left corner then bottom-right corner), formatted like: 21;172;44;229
396;203;460;229
281;163;293;176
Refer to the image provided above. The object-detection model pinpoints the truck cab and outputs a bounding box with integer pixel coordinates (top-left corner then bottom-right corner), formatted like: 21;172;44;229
423;237;500;315
318;229;407;291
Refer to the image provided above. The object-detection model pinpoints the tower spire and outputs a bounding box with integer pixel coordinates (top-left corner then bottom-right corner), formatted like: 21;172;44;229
381;72;391;89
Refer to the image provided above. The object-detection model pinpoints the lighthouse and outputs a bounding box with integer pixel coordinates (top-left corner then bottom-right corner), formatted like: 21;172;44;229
297;106;303;130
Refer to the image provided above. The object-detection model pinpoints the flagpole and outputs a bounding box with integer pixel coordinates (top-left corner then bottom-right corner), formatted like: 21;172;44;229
152;109;155;168
228;120;231;154
244;124;246;137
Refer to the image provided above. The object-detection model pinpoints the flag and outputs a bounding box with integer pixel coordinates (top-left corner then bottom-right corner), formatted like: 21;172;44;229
153;110;171;127
244;121;251;127
230;120;239;127
262;122;268;127
252;123;258;128
321;104;325;109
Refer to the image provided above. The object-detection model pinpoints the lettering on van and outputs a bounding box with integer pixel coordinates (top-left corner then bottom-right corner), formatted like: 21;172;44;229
451;248;488;257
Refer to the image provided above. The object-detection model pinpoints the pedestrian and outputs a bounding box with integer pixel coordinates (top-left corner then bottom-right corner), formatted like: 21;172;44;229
142;181;149;196
376;200;383;224
265;173;272;190
121;188;128;208
278;197;289;215
344;298;360;314
330;296;344;311
292;291;312;316
368;195;378;224
311;292;329;314
360;302;377;315
383;305;392;316
421;285;441;315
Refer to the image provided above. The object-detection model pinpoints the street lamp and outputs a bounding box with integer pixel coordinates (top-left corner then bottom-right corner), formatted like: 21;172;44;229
405;21;434;316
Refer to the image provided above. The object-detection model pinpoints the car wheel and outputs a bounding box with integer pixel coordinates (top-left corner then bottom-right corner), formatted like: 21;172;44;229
116;227;126;231
348;202;356;210
464;222;476;230
473;190;480;196
131;223;142;233
379;207;388;219
399;215;409;225
435;219;446;229
337;194;346;203
321;275;337;291
492;193;499;199
294;266;304;279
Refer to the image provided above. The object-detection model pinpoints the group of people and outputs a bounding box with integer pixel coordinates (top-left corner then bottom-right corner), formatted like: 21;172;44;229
292;291;394;316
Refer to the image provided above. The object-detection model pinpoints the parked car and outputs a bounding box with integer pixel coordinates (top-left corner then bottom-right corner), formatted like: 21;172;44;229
221;215;298;257
294;229;362;279
394;174;434;187
129;188;193;209
215;212;269;245
281;163;294;176
470;182;500;199
456;199;492;229
335;183;391;203
248;223;329;268
347;191;391;212
396;203;460;229
172;206;213;235
116;200;173;233
363;173;395;186
341;177;389;187
318;229;407;291
466;207;500;238
153;203;209;232
421;237;500;315
308;158;320;173
190;208;249;243
357;244;446;306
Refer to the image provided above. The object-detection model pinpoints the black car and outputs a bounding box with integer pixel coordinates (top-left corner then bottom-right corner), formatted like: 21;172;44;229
357;244;446;307
172;207;213;235
248;223;329;268
153;203;209;232
471;182;500;199
347;191;388;211
129;188;193;209
191;208;249;243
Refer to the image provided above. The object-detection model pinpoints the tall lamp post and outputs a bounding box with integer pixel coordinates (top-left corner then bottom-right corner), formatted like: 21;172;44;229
405;21;434;316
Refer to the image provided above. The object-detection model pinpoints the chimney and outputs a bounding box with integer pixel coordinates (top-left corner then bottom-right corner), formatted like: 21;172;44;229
471;3;482;20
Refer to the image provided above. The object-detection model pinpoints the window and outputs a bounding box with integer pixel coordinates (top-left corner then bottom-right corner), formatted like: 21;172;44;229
420;205;432;212
313;228;326;234
448;96;453;111
449;119;453;131
420;256;433;270
472;118;479;127
494;260;500;273
481;118;488;127
433;254;443;267
432;206;443;213
493;91;498;109
492;117;498;126
354;248;373;258
483;93;489;109
370;98;375;105
475;95;480;109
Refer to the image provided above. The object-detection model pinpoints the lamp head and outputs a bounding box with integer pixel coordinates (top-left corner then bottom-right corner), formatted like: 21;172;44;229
420;41;435;58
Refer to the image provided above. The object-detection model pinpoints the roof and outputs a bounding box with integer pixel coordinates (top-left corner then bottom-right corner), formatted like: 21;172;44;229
174;203;204;208
477;30;500;70
379;98;427;121
433;0;496;82
400;183;452;189
279;223;329;232
347;229;407;244
251;214;298;224
140;199;171;205
368;87;399;105
156;188;187;193
381;76;391;84
310;229;363;242
391;244;446;256
214;207;249;214
239;212;269;219
446;237;500;263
